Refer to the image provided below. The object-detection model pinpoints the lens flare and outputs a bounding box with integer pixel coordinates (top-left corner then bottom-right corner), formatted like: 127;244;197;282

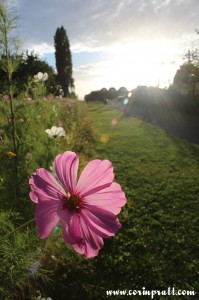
123;98;129;105
100;134;109;143
111;118;118;125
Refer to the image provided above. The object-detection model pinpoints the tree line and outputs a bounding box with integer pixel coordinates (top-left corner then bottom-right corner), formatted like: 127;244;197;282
84;86;131;102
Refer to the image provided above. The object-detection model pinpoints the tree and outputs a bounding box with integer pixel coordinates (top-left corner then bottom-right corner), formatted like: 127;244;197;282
0;51;56;94
108;87;117;99
100;87;108;99
54;26;73;97
118;86;128;96
15;51;56;94
172;62;199;96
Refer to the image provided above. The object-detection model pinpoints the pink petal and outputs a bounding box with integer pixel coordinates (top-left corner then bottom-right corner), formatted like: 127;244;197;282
76;159;114;197
29;168;66;202
71;237;100;258
61;211;83;245
35;201;60;239
69;212;84;242
78;216;104;258
62;222;79;245
82;182;126;214
81;240;101;258
29;191;38;203
72;243;86;255
63;212;104;257
80;208;121;238
54;151;79;194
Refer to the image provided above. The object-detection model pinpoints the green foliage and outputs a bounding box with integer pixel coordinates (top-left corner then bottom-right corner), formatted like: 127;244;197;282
15;51;56;95
0;1;21;80
0;210;52;300
172;62;199;96
0;51;57;96
0;1;56;96
85;86;129;102
0;74;95;298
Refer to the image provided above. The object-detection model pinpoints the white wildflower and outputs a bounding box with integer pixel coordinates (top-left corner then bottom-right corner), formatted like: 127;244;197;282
25;153;32;161
34;72;48;82
45;126;66;138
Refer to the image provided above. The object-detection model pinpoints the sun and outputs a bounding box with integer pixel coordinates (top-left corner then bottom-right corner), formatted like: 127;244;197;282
103;39;176;90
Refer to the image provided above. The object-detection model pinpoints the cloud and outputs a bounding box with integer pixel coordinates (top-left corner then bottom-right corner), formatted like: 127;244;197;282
14;0;199;53
23;42;54;55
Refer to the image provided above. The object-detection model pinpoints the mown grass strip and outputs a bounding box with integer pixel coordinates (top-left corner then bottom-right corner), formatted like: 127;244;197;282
87;102;199;291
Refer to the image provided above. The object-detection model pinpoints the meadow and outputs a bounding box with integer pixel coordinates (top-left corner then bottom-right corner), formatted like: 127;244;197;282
0;88;199;299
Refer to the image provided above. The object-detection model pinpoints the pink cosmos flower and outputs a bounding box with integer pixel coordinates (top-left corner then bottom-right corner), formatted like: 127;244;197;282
3;95;10;100
29;151;126;258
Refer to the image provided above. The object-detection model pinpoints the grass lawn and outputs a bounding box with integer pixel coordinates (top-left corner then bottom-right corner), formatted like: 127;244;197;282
87;102;199;293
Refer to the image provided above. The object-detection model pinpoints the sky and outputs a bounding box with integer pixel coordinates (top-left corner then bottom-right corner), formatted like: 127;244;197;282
11;0;199;99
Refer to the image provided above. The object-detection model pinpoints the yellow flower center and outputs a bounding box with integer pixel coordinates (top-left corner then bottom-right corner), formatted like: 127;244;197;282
64;194;81;211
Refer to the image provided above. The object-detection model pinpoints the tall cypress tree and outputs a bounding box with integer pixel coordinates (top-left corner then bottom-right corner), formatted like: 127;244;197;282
54;26;72;96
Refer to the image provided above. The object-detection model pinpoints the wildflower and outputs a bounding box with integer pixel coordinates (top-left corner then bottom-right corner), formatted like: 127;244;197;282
25;153;32;161
45;126;66;138
0;129;3;141
3;95;10;100
29;151;126;258
6;117;12;124
5;151;16;157
58;120;63;127
111;118;118;126
35;290;52;300
34;72;48;82
30;261;39;275
101;134;109;143
18;118;24;123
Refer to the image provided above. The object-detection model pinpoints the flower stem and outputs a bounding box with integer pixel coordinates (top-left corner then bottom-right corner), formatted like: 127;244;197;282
9;88;17;154
0;218;35;241
46;139;51;169
9;84;19;201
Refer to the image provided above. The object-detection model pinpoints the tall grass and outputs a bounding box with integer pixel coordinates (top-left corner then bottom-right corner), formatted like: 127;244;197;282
0;85;95;298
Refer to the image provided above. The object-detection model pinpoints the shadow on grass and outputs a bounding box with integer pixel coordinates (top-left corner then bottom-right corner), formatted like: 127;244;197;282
170;133;199;165
119;99;199;145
